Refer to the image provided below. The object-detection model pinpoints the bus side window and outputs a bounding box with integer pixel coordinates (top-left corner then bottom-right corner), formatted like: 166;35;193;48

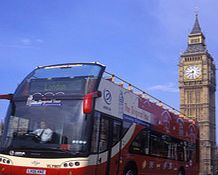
143;130;149;154
160;135;170;158
149;132;161;156
129;129;149;155
91;113;122;153
170;142;178;160
112;120;122;145
177;142;184;161
91;113;101;153
186;143;194;161
99;117;110;152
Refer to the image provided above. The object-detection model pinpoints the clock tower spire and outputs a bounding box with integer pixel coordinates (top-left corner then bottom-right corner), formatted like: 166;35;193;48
185;14;206;54
191;14;201;34
179;15;216;175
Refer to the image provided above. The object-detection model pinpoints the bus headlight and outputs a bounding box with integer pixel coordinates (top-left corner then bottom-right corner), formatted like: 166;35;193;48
0;156;13;165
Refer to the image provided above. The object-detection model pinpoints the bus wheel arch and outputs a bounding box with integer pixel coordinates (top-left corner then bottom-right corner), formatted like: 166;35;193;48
123;161;138;175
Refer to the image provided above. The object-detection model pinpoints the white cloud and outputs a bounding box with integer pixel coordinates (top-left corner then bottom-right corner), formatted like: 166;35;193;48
0;38;44;49
148;83;179;93
36;39;43;43
0;44;35;49
21;38;32;45
20;38;44;45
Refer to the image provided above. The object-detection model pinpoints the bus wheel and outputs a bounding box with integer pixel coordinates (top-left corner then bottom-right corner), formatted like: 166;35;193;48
124;165;137;175
178;169;185;175
124;169;136;175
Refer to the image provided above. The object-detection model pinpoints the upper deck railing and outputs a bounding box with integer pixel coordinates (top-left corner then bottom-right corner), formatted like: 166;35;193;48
103;71;193;121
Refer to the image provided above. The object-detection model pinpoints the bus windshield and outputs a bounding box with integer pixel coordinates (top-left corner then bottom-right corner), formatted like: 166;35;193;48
14;63;103;97
1;100;91;158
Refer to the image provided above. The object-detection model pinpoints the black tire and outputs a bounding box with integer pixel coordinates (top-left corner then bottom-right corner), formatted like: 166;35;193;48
178;169;185;175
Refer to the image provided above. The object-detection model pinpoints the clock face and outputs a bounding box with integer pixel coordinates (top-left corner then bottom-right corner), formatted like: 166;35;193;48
184;65;202;80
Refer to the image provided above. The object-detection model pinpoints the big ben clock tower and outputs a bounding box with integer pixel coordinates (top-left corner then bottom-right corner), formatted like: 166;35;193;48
179;15;216;175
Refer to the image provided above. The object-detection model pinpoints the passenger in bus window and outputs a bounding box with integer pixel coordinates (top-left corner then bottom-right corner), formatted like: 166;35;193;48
33;121;53;142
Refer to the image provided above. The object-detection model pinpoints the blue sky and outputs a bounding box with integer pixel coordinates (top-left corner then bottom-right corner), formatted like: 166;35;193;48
0;0;218;137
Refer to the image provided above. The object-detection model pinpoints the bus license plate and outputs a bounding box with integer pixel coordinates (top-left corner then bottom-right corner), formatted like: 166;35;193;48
26;169;46;174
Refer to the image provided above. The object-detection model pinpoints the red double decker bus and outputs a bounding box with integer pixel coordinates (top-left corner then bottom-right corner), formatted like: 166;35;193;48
0;62;199;175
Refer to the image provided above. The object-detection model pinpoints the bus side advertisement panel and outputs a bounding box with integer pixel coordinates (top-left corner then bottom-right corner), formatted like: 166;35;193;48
96;78;157;125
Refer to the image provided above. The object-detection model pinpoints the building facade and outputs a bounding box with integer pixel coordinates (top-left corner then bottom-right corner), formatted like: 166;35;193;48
179;15;216;175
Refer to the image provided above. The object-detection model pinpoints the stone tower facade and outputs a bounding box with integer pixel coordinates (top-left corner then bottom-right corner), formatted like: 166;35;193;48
179;15;216;175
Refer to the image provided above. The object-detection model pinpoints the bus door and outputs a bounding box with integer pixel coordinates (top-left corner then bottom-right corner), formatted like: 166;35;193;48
94;113;122;175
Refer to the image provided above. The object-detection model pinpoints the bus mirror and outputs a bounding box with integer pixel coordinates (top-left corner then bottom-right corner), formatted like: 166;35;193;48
0;94;13;100
83;91;101;114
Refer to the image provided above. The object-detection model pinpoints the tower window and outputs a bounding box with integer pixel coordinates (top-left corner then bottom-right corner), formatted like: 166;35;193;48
190;38;200;44
195;89;201;104
187;91;193;104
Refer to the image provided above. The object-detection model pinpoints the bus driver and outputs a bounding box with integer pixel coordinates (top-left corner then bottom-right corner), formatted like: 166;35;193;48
33;121;53;142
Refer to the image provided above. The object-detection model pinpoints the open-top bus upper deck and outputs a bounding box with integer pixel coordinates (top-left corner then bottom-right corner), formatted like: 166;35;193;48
96;68;198;144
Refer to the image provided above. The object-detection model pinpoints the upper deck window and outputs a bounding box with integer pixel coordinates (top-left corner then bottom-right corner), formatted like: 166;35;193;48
15;63;104;97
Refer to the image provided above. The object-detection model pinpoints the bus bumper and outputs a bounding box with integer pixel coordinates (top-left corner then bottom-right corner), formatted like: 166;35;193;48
0;164;96;175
